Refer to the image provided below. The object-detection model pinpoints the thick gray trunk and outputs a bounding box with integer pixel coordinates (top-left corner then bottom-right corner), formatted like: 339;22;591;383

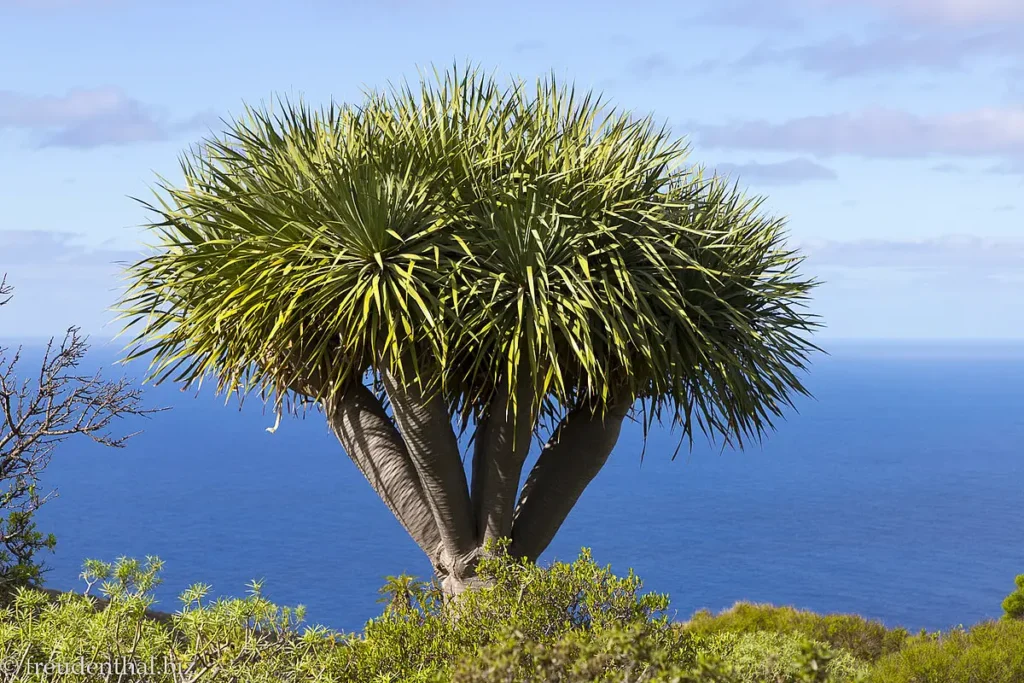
470;367;535;545
382;370;478;574
325;384;445;568
263;346;445;569
508;400;631;563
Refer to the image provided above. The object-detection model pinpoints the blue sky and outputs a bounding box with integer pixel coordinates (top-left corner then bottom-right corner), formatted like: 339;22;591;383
0;0;1021;340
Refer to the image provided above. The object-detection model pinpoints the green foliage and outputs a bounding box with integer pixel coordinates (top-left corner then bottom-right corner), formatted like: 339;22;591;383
700;631;867;683
866;619;1024;683
1;552;1021;682
682;602;909;663
1002;574;1024;620
337;544;682;680
118;63;819;450
0;504;56;591
449;625;740;682
0;557;336;683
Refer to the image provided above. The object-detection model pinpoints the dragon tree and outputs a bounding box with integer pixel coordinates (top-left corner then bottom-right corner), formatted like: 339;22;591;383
117;65;819;596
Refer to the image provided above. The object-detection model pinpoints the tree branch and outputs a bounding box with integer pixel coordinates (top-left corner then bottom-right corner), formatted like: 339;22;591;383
470;363;535;546
382;369;477;569
263;343;446;568
508;398;632;563
325;384;445;569
0;276;158;586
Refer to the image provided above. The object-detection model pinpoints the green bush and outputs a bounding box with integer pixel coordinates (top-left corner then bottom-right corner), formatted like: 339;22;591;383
449;624;735;683
699;630;866;683
682;602;909;662
335;544;690;680
0;549;842;682
1;551;1020;682
866;618;1024;683
1003;574;1024;621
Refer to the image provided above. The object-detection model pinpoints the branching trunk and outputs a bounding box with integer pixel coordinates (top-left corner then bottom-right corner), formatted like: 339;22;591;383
266;345;445;569
267;342;636;595
325;385;444;569
381;370;478;576
508;399;632;563
470;366;535;546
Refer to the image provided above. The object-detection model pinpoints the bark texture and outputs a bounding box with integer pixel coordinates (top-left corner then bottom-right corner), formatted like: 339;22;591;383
508;399;632;563
267;344;633;595
325;385;444;568
470;367;536;546
382;370;478;575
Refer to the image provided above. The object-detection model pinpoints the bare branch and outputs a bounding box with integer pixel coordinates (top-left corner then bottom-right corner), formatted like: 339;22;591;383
0;278;159;588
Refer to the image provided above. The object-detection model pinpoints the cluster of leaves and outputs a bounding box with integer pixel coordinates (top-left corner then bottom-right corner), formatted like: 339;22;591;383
0;550;1021;682
118;64;818;449
866;619;1024;683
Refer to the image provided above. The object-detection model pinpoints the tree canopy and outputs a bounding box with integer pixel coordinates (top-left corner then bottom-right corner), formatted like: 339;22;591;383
118;65;818;453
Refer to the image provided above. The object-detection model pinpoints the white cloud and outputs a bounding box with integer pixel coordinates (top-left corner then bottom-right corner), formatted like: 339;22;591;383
798;235;1024;270
0;88;215;148
712;158;837;185
690;107;1024;160
809;0;1024;24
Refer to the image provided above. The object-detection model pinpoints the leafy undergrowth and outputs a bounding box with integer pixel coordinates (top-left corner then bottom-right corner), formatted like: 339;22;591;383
0;547;1020;682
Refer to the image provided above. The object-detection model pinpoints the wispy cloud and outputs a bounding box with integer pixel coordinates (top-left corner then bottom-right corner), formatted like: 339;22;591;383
713;158;838;185
986;159;1024;174
625;53;676;82
689;107;1024;160
809;0;1024;25
799;234;1024;270
0;230;141;266
0;88;216;148
731;30;1020;78
0;230;146;337
689;0;1024;30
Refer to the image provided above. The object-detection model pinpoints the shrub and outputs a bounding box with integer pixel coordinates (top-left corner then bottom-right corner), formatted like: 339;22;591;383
1003;574;1024;621
0;549;854;682
450;624;735;682
700;630;867;683
0;557;338;683
682;602;909;662
866;618;1024;683
335;544;684;680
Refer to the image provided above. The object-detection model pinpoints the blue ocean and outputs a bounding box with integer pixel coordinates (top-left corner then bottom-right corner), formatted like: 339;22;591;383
24;341;1024;634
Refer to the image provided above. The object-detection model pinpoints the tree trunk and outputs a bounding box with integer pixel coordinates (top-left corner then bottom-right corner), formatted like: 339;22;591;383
325;384;445;569
267;347;633;595
509;399;631;563
469;364;536;546
382;370;479;580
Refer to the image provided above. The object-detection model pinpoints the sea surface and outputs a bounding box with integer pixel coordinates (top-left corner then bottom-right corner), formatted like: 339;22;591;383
14;340;1024;634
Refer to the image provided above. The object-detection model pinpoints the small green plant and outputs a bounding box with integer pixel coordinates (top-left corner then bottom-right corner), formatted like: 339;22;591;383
1002;574;1024;621
700;630;867;682
4;551;1024;682
682;602;908;663
866;619;1024;683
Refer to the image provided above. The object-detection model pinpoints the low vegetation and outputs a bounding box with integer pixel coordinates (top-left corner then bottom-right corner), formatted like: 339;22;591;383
0;546;1020;682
